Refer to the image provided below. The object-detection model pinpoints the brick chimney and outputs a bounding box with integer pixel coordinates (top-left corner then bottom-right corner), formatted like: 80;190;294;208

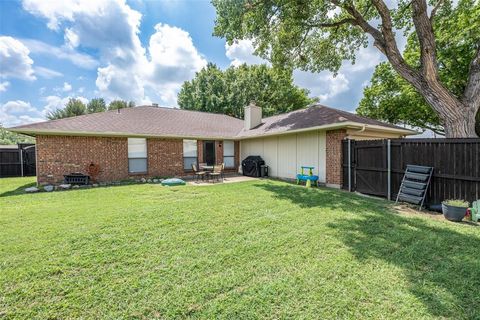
244;102;262;130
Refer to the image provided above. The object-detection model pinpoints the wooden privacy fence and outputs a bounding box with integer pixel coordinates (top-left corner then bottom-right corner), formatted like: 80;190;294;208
342;138;480;205
0;144;36;178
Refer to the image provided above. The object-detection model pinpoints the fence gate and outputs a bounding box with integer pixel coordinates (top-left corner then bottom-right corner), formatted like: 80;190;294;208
342;138;480;205
0;144;36;178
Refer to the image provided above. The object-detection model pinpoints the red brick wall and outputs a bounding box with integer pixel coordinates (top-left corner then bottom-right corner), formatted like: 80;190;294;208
326;129;347;186
36;135;185;185
147;138;184;177
215;141;223;165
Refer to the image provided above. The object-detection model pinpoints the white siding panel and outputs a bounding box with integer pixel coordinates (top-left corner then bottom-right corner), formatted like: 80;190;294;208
277;134;297;179
263;136;278;177
318;130;326;182
296;131;319;174
239;130;327;181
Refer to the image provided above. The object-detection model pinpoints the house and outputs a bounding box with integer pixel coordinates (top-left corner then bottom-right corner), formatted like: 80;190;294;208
8;104;415;187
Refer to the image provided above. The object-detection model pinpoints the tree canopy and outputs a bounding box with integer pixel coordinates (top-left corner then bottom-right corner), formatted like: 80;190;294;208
108;100;135;110
357;1;480;136
87;98;107;114
213;0;480;137
0;125;35;145
47;98;87;120
46;98;134;120
178;63;316;118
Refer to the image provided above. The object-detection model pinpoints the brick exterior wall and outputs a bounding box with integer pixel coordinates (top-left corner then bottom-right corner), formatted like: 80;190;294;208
147;139;184;178
36;135;240;185
325;129;347;187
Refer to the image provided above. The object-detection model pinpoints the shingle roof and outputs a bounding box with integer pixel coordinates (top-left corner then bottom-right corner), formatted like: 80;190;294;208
9;106;245;139
237;104;411;137
9;104;413;139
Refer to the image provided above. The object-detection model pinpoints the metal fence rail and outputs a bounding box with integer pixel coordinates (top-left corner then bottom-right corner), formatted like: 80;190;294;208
342;138;480;205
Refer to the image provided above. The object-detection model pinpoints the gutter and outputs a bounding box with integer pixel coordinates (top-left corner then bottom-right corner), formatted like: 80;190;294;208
236;121;417;140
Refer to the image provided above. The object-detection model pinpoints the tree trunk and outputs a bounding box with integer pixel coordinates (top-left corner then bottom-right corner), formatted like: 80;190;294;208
442;104;478;138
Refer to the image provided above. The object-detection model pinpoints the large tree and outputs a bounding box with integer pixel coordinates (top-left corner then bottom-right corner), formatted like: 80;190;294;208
47;98;87;120
357;1;480;136
178;62;316;118
0;125;35;144
213;0;480;137
108;100;135;110
87;98;107;114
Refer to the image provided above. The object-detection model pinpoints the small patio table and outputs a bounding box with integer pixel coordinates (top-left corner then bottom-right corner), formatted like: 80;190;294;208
200;165;214;171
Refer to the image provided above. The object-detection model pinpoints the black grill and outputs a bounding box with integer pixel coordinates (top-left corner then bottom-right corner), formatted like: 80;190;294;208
242;156;265;177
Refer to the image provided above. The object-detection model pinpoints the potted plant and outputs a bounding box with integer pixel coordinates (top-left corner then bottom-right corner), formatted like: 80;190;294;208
442;199;469;222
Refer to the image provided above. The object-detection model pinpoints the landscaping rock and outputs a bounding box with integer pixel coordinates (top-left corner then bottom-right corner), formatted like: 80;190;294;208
43;185;54;192
58;184;71;190
153;179;159;183
25;187;39;193
147;179;152;183
140;178;147;183
92;184;99;187
72;185;80;189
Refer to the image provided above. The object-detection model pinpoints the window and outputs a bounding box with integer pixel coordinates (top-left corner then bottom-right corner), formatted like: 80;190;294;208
183;139;197;170
128;138;147;173
223;140;235;168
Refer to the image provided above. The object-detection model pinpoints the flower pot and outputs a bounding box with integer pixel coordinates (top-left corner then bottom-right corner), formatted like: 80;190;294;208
442;202;467;222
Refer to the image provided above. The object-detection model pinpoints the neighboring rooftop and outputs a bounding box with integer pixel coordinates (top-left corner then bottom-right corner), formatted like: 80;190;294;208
9;104;414;139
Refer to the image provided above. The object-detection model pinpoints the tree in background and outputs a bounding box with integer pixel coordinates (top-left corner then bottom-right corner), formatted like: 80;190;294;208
357;1;480;136
213;0;480;137
108;100;135;110
47;98;87;120
178;63;316;118
46;98;134;120
87;98;107;114
0;125;35;145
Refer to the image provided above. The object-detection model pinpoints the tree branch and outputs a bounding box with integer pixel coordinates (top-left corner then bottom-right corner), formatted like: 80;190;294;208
411;0;440;81
430;0;444;21
463;45;480;111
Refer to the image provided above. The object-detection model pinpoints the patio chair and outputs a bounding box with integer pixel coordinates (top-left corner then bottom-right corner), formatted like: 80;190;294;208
191;164;206;181
208;164;223;183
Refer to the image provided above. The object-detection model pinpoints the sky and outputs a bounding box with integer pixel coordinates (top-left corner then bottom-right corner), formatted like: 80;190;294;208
0;0;387;128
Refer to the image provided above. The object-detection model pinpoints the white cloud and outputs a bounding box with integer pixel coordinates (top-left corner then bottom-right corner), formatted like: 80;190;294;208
0;81;10;92
22;0;206;106
0;100;43;127
294;71;350;103
225;39;385;106
62;82;72;92
21;39;98;69
225;40;265;66
0;36;36;81
34;66;63;79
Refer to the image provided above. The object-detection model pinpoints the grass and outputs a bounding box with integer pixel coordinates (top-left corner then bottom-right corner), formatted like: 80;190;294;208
1;177;479;319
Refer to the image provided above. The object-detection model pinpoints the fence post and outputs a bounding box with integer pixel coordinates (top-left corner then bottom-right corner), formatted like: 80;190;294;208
387;139;391;200
347;139;351;192
19;145;24;177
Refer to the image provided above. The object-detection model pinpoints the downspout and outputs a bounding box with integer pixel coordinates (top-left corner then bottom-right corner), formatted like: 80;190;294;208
348;125;366;138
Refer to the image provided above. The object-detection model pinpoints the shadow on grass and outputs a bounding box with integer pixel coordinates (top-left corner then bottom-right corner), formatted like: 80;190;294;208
256;182;480;318
0;181;36;197
254;181;384;212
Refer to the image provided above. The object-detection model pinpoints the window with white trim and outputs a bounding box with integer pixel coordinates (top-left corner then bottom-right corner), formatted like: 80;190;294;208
183;139;197;170
128;138;147;173
223;140;235;168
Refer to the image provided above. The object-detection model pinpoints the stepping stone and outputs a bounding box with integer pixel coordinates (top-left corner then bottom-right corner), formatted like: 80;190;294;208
25;187;39;193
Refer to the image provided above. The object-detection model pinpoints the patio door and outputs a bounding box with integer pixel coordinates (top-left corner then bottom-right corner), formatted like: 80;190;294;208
203;141;216;165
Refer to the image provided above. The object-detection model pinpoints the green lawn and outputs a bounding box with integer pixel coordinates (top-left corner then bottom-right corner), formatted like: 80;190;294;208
1;177;479;319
